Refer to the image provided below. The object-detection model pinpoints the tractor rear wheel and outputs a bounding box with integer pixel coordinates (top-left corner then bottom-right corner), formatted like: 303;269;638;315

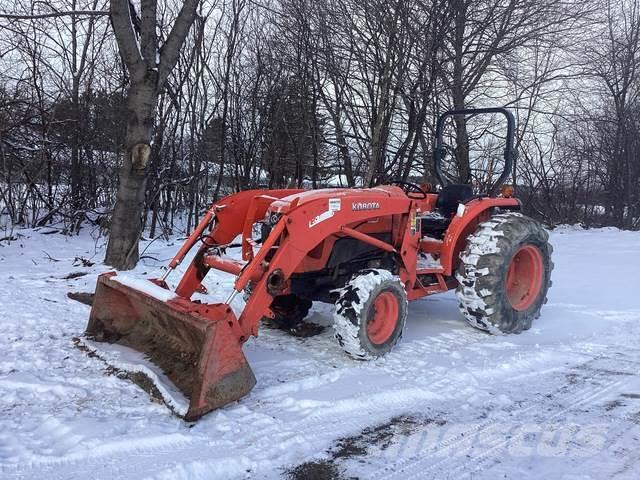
456;212;553;334
333;269;408;359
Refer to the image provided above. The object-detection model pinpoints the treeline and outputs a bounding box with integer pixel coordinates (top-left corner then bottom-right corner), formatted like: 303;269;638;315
0;0;639;238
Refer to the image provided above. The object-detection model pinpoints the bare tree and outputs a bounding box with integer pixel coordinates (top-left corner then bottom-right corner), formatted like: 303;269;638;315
105;0;201;269
584;0;640;227
441;0;588;182
1;0;638;238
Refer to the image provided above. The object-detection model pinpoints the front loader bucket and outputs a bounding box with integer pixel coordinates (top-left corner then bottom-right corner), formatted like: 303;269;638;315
85;273;256;421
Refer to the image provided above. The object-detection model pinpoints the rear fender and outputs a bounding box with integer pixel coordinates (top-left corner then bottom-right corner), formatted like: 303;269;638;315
440;198;520;276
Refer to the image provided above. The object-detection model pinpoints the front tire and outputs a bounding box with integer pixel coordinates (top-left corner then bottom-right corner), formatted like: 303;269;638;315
333;269;408;359
456;212;553;334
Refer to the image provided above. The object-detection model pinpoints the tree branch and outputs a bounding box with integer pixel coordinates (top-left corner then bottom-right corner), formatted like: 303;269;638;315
110;0;144;78
0;10;109;20
140;0;157;68
157;0;200;89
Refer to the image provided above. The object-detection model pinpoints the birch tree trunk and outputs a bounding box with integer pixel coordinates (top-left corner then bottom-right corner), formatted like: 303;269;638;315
105;0;199;269
105;79;157;268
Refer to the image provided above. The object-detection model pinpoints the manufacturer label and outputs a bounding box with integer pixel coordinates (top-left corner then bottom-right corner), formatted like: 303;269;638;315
352;201;380;211
329;198;341;212
309;210;334;228
310;199;341;228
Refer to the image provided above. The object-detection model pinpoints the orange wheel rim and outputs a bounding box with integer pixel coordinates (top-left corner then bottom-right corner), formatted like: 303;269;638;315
367;291;399;344
506;244;544;311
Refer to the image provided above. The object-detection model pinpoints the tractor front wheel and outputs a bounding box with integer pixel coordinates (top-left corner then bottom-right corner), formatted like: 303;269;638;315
333;269;408;359
456;212;553;334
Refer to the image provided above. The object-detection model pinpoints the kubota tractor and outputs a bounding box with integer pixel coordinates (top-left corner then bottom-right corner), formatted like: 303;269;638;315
86;107;553;420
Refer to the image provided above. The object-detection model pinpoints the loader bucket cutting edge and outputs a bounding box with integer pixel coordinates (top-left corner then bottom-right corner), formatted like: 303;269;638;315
85;272;256;421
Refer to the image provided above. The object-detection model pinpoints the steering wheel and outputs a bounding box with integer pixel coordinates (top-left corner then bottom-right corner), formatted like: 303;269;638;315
390;180;427;199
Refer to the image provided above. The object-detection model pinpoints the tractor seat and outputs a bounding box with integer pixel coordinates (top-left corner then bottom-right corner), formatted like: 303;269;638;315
435;184;474;217
420;184;474;237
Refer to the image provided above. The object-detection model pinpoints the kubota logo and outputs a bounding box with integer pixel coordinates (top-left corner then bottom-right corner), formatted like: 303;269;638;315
352;201;380;211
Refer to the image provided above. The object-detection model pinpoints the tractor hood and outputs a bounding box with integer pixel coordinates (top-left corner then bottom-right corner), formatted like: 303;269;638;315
267;186;403;215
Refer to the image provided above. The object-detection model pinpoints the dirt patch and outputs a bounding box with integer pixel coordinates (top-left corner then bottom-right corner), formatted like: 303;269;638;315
73;256;95;267
334;416;425;458
604;399;625;411
263;319;326;338
67;291;95;306
621;393;640;399
288;322;326;338
72;337;170;410
105;366;164;404
286;461;346;480
63;271;89;280
72;336;99;358
285;415;445;479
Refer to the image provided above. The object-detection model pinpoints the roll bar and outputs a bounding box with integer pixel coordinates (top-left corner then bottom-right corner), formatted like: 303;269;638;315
433;107;517;194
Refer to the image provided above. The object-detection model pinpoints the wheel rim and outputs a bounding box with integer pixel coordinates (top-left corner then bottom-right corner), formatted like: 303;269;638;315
367;291;399;345
506;244;544;311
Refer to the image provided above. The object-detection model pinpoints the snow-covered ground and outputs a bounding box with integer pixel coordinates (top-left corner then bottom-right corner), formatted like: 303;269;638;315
1;226;639;479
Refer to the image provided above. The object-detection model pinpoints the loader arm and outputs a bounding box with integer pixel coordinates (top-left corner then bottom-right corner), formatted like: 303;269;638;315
173;189;302;298
234;190;418;337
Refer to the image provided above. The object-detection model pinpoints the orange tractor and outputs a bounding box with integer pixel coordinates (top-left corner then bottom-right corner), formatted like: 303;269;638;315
86;108;552;420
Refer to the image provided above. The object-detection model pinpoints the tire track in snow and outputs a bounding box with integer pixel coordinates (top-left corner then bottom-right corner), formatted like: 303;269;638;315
117;348;627;480
5;336;612;479
372;353;638;480
448;376;630;479
2;331;555;479
6;290;636;480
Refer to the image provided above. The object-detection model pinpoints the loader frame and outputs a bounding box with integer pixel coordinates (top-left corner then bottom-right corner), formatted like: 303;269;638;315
164;186;520;342
87;107;523;420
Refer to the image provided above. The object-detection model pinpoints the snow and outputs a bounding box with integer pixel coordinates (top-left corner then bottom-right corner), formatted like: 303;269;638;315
1;226;640;479
456;213;517;333
333;269;405;359
112;273;177;302
79;339;190;416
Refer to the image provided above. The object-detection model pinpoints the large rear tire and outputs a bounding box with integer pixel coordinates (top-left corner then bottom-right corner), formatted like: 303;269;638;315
455;212;553;334
333;269;408;359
